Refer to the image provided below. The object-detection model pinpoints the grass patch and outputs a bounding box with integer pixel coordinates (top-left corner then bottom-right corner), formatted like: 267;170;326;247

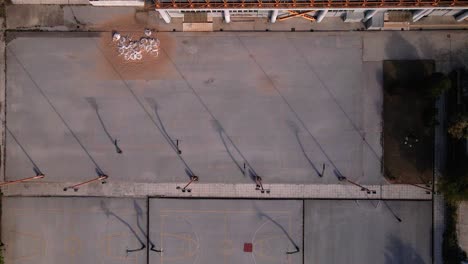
438;68;468;264
443;202;468;264
383;60;436;184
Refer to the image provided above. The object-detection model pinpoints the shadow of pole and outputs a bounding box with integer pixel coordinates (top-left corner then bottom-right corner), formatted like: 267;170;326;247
236;36;344;178
213;121;245;176
86;97;122;154
6;126;44;176
287;120;322;177
93;42;197;180
211;120;261;179
147;98;181;155
8;48;107;177
253;203;300;254
382;200;402;223
133;201;163;253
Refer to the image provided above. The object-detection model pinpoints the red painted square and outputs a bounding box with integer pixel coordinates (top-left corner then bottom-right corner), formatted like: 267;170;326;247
244;243;253;252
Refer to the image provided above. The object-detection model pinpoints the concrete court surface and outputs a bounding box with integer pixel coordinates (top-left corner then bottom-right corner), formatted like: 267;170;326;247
149;199;303;264
1;197;148;264
6;31;467;185
6;31;383;185
304;200;432;264
2;198;433;264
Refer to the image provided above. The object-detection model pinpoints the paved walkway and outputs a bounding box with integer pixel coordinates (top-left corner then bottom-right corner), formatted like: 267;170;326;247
433;85;448;264
1;181;432;199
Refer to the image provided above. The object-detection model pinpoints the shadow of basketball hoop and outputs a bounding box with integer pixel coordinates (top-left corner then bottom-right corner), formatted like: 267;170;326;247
251;217;298;263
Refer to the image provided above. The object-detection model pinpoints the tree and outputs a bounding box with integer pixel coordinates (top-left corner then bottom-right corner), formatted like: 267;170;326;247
448;114;468;139
425;72;451;98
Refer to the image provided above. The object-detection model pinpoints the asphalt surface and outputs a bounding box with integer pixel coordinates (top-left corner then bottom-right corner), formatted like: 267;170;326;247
6;32;384;185
2;197;433;264
304;200;432;264
149;199;303;264
1;197;148;264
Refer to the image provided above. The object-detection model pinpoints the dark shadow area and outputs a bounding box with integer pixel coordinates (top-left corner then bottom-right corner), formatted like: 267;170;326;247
442;202;468;263
382;32;438;184
6;126;44;176
383;61;435;183
147;98;181;154
253;202;300;254
333;169;346;181
248;169;261;185
133;201;163;253
287;120;322;177
100;200;146;254
8;48;107;177
184;168;194;179
86;97;122;154
212;120;245;176
384;32;420;60
382;201;402;223
384;234;425;264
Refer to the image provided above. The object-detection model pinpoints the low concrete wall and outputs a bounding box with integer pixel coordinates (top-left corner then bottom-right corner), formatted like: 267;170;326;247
11;0;88;4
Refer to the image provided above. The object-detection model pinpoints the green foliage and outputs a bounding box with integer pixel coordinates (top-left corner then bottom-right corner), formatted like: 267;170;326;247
449;114;468;139
438;156;468;203
422;106;439;128
425;72;452;98
443;202;468;264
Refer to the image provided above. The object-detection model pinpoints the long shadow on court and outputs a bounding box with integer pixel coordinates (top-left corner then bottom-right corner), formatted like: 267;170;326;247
253;202;300;255
237;36;345;179
100;200;164;255
146;98;194;180
100;200;146;254
133;201;163;253
384;234;425;264
8;48;107;178
212;120;245;176
212;119;262;185
287;120;322;178
6;126;44;176
86;97;123;154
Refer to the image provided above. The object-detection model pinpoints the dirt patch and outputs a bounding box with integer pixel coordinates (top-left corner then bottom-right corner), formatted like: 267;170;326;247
88;12;179;81
94;31;178;81
383;60;435;184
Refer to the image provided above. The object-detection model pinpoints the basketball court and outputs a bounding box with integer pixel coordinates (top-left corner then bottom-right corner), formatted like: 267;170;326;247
2;197;433;264
148;199;303;264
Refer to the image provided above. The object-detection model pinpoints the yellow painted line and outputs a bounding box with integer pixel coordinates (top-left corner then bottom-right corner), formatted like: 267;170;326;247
7;230;45;261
